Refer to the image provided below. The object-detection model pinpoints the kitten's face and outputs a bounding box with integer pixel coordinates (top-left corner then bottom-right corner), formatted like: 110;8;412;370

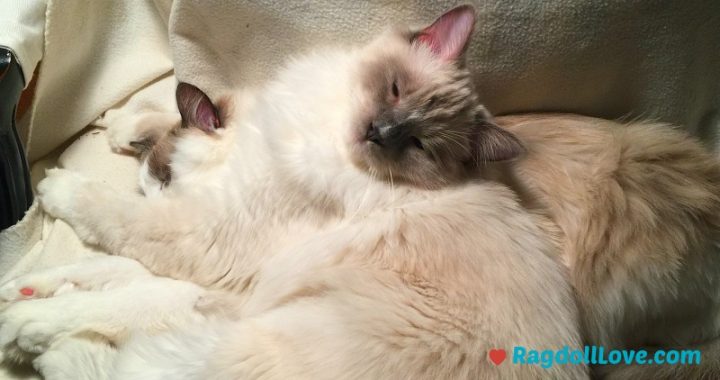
346;6;522;189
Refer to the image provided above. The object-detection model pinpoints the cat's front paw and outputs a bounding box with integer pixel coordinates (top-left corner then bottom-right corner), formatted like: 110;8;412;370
107;120;145;155
0;280;47;308
33;337;117;380
36;169;88;222
0;299;73;354
0;272;78;308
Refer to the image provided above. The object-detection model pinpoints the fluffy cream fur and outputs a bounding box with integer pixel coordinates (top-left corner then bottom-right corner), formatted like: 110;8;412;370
0;7;585;380
494;114;720;379
2;6;718;380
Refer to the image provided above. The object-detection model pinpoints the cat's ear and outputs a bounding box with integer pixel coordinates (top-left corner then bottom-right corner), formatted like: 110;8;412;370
176;82;222;132
413;5;476;62
473;116;525;163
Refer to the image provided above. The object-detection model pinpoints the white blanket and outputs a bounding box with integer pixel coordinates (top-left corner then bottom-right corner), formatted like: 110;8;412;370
1;0;720;377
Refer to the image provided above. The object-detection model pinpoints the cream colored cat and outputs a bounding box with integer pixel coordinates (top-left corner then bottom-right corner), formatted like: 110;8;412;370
494;114;720;379
0;6;587;380
2;4;718;380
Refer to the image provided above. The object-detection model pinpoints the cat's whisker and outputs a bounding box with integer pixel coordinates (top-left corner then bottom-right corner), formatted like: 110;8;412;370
441;129;472;137
449;138;472;156
425;141;443;164
436;130;470;150
388;167;396;206
348;167;377;221
435;131;472;158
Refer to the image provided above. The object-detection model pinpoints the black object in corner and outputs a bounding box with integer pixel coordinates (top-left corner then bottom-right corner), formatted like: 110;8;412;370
0;48;33;230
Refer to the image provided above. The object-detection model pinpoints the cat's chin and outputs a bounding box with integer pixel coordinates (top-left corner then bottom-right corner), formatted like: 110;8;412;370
346;140;396;182
346;142;447;190
347;140;377;174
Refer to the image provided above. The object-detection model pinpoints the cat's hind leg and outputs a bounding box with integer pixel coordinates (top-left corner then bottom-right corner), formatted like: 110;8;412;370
0;277;207;358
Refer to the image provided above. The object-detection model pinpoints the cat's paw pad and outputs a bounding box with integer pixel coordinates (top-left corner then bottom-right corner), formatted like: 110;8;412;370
0;276;76;307
36;169;88;221
0;282;41;306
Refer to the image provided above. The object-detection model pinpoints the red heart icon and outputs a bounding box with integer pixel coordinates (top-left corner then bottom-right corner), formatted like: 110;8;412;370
489;349;506;365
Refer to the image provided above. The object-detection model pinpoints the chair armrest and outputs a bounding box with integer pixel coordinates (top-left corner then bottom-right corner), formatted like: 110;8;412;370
0;47;33;230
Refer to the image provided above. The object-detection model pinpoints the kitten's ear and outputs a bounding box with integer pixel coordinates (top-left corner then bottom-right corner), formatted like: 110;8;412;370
176;82;222;132
473;118;525;163
413;5;476;62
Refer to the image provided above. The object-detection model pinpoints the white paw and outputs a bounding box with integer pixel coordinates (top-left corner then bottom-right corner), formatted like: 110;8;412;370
0;274;76;307
34;337;117;380
0;257;152;309
0;281;37;306
0;299;73;354
106;112;177;155
107;119;144;154
36;169;88;221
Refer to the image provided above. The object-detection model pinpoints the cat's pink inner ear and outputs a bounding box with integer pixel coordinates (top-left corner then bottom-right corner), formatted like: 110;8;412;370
414;5;476;62
176;82;221;133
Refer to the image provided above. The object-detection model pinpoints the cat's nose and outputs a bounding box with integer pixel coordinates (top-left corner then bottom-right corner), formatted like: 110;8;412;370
366;122;406;149
366;124;384;145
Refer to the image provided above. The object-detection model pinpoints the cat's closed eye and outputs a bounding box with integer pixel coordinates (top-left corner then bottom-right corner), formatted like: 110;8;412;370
410;136;424;150
391;80;400;99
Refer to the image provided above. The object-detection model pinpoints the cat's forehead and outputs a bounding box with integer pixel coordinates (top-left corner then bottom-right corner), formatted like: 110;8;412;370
359;31;451;86
358;31;478;119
